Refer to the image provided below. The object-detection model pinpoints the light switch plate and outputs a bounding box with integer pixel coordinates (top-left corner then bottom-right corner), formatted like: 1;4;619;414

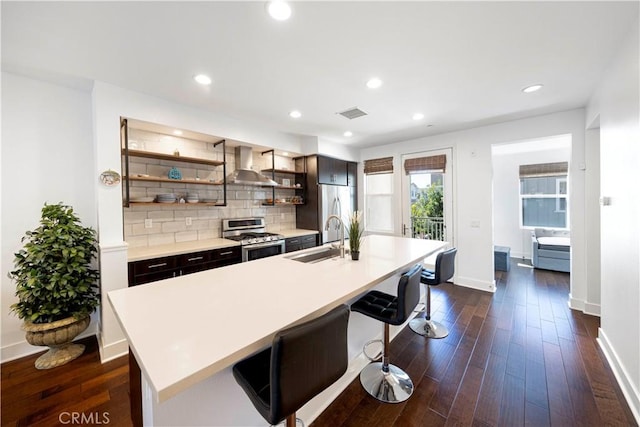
186;217;192;226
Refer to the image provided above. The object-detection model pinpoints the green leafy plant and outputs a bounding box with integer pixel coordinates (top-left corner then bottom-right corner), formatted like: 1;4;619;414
347;211;364;253
9;203;100;324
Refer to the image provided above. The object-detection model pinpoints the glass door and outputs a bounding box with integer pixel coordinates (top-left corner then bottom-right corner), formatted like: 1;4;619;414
401;148;453;245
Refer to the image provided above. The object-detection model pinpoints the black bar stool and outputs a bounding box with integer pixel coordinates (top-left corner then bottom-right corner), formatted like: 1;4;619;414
350;264;423;403
409;247;457;339
232;305;349;427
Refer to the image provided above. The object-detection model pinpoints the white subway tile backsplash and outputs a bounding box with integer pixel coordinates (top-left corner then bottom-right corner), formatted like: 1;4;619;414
175;231;198;243
148;210;174;221
126;235;149;248
124;211;148;224
162;221;187;233
148;233;175;246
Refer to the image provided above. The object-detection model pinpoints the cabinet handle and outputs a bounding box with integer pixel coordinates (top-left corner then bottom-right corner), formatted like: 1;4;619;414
289;239;299;244
219;251;233;256
187;256;204;262
148;262;168;269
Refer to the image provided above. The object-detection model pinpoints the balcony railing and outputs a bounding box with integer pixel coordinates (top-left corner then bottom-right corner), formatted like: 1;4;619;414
410;216;445;241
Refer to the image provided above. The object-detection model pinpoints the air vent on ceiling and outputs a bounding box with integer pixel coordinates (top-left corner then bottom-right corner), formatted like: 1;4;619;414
337;107;368;120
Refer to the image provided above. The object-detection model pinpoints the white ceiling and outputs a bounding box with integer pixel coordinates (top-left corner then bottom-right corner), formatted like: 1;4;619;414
2;1;638;148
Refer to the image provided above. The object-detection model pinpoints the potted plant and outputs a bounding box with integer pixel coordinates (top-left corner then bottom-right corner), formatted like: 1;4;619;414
347;211;364;260
9;203;100;369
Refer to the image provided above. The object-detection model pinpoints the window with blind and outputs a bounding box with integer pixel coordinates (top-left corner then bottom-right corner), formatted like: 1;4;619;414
364;157;394;233
519;162;569;229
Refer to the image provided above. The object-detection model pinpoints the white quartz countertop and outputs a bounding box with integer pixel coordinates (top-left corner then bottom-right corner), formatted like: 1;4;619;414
279;229;319;238
109;235;446;403
126;229;318;261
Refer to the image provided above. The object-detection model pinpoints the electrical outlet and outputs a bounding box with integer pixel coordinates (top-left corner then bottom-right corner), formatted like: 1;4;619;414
186;217;192;226
470;220;480;228
144;219;153;229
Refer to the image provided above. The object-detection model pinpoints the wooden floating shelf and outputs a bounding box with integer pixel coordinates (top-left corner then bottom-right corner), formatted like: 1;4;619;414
261;185;302;190
261;202;305;206
261;169;304;174
127;202;223;207
124;149;224;167
127;176;223;186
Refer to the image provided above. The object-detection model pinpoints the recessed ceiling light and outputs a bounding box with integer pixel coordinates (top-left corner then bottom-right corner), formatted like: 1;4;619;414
194;74;212;85
173;130;183;136
289;110;302;119
344;131;353;137
522;84;543;93
412;113;425;121
267;1;292;21
366;77;383;89
282;152;289;156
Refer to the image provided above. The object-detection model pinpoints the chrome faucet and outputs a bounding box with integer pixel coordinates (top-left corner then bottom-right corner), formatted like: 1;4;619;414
324;214;345;258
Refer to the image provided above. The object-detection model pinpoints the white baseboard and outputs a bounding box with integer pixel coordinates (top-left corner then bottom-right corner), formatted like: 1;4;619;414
455;275;496;293
584;302;601;317
1;324;98;364
568;294;601;317
597;328;640;424
98;335;129;363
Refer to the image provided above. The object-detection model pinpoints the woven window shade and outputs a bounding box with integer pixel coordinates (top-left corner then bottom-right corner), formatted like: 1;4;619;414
519;162;568;178
364;157;393;175
404;154;446;175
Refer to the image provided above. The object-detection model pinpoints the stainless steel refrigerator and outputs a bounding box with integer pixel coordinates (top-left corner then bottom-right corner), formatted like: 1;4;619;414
319;184;354;243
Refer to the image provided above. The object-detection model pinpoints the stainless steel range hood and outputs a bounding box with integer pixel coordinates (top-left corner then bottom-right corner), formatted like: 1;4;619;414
226;146;278;186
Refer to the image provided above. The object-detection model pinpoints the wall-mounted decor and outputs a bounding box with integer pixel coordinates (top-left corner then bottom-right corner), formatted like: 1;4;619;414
100;170;121;186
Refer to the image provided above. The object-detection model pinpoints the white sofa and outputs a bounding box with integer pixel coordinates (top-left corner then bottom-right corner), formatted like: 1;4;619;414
531;228;570;273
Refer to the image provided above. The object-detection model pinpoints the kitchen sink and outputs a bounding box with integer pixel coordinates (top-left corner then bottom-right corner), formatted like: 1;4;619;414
285;247;343;264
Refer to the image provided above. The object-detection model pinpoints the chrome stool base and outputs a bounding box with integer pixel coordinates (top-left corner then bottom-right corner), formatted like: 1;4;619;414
359;362;414;403
409;317;449;339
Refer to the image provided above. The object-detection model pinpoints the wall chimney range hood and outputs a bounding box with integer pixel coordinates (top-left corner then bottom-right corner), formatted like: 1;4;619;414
226;146;278;186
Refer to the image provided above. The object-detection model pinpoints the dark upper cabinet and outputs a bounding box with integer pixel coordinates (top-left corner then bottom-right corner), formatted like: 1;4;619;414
347;162;357;187
317;156;348;186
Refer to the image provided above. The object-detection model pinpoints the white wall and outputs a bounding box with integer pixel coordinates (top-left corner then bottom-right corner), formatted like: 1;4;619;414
586;20;640;421
1;72;97;361
492;137;571;259
359;109;589;299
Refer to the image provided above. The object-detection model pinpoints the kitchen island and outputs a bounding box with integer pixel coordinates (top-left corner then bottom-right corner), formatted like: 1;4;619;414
108;235;447;426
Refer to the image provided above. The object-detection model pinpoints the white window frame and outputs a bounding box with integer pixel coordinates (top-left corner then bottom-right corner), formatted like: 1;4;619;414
364;172;395;234
520;175;569;230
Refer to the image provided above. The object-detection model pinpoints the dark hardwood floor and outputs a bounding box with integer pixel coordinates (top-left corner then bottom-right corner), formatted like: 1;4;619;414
312;259;638;427
1;260;636;426
1;336;132;427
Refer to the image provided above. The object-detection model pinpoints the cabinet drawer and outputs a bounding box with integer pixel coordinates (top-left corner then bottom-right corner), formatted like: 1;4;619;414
177;250;211;266
285;235;317;252
211;246;241;262
131;256;177;276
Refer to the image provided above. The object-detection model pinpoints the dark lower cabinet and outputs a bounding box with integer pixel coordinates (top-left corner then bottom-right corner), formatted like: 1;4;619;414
128;246;241;286
285;234;318;253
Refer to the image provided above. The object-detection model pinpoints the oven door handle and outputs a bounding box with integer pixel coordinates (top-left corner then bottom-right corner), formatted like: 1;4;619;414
244;241;285;250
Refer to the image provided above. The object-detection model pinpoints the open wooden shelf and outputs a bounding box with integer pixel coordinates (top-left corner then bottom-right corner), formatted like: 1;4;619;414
128;202;223;207
124;149;224;167
261;202;304;206
261;168;303;174
127;176;223;186
261;185;302;190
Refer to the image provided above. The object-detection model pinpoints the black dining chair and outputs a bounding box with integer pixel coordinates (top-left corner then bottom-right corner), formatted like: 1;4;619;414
232;304;350;427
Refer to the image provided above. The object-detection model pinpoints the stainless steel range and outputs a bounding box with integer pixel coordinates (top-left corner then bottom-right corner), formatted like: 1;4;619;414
222;218;285;262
